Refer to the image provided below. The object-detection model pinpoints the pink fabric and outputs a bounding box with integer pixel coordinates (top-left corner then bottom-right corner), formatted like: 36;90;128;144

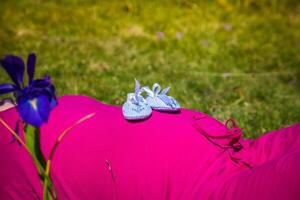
0;95;299;199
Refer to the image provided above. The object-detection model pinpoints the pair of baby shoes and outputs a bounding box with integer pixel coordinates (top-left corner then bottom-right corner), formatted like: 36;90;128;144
122;79;180;121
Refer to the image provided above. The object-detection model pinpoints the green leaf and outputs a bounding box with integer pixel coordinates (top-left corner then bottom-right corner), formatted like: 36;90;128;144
24;125;46;174
24;125;55;199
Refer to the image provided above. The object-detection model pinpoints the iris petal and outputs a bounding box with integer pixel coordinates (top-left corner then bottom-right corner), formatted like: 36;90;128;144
49;93;58;109
17;94;50;127
47;84;57;109
0;83;16;95
27;53;36;84
0;55;25;88
31;78;50;88
31;76;58;109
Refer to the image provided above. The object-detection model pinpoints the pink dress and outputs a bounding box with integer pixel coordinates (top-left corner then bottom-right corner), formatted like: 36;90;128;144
0;95;299;199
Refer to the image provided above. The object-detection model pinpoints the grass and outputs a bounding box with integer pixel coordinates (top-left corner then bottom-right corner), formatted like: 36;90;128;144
0;0;299;137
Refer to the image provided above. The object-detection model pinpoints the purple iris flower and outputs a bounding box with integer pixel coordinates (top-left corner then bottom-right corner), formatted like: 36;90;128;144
0;53;57;127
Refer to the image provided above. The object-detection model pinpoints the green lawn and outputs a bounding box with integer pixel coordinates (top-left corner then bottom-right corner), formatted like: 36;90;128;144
0;0;299;137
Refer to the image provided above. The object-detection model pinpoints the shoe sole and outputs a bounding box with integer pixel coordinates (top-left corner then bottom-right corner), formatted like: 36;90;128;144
124;114;152;121
151;107;181;112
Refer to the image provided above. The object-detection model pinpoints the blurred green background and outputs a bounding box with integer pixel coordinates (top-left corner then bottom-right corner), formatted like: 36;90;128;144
0;0;299;137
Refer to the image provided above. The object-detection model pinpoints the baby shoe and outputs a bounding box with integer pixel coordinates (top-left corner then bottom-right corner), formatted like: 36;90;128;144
122;79;152;120
142;83;180;112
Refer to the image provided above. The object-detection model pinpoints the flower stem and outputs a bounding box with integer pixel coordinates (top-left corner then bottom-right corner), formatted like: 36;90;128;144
0;118;30;154
0;118;45;174
43;160;51;200
1;113;95;200
48;113;95;161
44;112;95;199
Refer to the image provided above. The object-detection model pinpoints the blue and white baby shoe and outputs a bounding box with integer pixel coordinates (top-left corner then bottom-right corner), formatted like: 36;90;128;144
142;83;180;112
122;79;152;120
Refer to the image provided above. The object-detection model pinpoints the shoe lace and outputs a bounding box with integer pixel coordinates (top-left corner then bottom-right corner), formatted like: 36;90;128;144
142;83;175;108
127;79;147;113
